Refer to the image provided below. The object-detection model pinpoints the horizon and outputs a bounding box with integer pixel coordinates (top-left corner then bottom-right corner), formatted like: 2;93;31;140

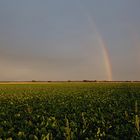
0;80;140;82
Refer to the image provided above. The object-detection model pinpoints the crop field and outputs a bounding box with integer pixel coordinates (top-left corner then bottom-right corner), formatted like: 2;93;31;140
0;82;140;140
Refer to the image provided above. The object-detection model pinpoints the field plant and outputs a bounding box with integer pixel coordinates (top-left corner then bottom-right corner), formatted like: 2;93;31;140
0;82;140;139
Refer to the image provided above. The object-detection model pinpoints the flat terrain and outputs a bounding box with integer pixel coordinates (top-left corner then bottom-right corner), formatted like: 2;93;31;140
0;82;140;139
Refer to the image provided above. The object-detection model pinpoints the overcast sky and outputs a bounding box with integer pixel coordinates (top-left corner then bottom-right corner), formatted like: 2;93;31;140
0;0;140;81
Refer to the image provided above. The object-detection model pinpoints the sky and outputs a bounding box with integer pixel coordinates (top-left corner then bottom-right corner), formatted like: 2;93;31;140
0;0;140;81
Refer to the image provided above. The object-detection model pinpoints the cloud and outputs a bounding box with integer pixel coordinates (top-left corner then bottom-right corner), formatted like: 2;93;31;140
0;38;108;81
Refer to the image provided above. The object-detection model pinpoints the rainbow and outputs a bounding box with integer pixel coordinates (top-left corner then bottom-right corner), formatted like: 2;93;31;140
79;2;113;81
98;35;113;81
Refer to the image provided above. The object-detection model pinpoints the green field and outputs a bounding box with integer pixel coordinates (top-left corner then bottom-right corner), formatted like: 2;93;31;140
0;82;140;139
